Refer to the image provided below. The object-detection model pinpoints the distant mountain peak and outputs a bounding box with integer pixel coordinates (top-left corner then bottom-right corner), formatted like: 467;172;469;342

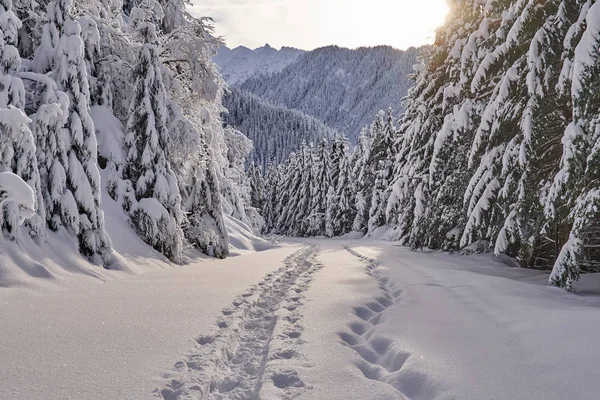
214;44;305;85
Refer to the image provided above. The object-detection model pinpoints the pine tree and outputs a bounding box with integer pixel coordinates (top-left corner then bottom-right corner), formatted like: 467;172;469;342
122;22;183;263
330;136;355;236
184;156;229;259
325;135;344;237
296;142;315;236
351;128;371;234
548;0;600;290
275;152;298;234
30;80;70;233
262;163;280;233
249;162;265;212
0;0;44;240
333;148;356;236
309;138;330;236
368;108;397;234
53;8;111;264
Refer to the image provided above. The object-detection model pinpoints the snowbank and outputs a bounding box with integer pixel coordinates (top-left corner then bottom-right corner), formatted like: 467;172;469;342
225;214;274;255
0;181;171;290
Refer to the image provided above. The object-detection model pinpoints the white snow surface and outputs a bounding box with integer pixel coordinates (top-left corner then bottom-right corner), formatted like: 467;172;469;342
225;214;274;255
2;238;600;399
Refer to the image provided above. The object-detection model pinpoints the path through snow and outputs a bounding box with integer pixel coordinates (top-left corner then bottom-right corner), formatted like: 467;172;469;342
160;245;323;399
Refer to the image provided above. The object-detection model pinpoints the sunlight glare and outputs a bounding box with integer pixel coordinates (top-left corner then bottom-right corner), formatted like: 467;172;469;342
341;0;450;50
191;0;450;50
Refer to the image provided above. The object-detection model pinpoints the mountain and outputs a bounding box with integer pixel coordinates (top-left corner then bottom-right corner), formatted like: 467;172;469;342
214;44;305;85
239;45;420;142
223;87;335;170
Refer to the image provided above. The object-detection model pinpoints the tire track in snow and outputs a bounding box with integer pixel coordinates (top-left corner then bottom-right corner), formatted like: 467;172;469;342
342;246;419;400
158;245;323;400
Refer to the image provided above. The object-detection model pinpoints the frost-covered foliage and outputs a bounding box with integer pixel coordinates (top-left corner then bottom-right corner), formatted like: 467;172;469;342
122;21;184;262
0;0;261;266
0;171;35;224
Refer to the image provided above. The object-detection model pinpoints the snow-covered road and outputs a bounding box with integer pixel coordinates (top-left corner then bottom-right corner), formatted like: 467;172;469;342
2;240;600;400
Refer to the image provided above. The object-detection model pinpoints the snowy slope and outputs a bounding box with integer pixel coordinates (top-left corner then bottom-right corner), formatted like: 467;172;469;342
0;178;172;291
214;44;305;85
0;245;302;400
225;214;274;255
3;239;600;399
337;241;600;400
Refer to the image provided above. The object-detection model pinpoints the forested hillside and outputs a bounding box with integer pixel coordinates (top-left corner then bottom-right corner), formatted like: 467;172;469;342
222;87;335;170
0;0;261;269
258;0;600;291
240;45;419;142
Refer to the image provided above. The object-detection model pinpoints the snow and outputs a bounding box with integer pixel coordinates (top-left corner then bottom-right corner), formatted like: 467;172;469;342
0;244;301;400
0;171;36;222
225;214;274;255
571;1;600;98
137;197;169;221
91;105;124;164
2;238;600;399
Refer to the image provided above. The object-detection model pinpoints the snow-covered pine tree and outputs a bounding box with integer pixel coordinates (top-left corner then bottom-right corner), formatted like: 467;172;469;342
282;143;308;236
52;2;111;264
0;0;44;240
297;142;317;236
122;20;184;263
305;138;329;236
330;136;355;236
325;135;344;237
547;0;600;290
368;108;397;235
351;128;371;234
262;163;280;233
491;0;579;266
274;152;298;234
462;0;553;262
29;81;70;234
417;0;492;251
249;162;265;213
184;153;229;259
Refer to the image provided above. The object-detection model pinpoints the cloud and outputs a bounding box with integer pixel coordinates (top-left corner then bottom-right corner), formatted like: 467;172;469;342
189;0;448;50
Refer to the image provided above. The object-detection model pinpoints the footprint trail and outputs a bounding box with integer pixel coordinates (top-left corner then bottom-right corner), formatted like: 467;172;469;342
159;245;323;400
342;246;416;399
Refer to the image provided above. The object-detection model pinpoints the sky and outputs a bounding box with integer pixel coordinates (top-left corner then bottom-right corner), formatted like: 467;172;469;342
189;0;449;51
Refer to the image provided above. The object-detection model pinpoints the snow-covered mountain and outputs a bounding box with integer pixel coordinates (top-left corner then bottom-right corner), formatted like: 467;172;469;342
239;45;420;142
214;44;305;85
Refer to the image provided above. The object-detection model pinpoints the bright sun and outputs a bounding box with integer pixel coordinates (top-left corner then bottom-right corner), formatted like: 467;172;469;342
344;0;450;50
